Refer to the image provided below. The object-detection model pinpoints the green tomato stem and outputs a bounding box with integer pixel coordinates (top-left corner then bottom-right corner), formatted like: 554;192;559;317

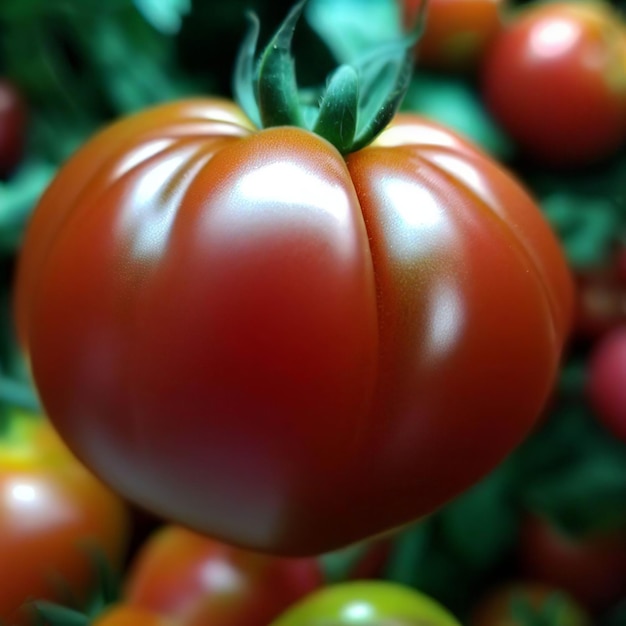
233;0;428;154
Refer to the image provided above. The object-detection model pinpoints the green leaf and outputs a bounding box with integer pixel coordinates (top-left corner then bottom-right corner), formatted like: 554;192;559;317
133;0;191;34
401;73;515;160
256;0;307;128
32;603;89;626
438;464;519;570
241;0;420;152
319;540;376;583
517;400;626;534
0;375;41;414
306;0;402;64
313;65;359;153
541;192;623;269
383;520;432;587
350;36;415;150
0;160;56;253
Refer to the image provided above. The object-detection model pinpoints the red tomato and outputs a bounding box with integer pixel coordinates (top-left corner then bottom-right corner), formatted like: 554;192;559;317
0;79;27;176
470;583;590;626
403;0;506;72
518;514;626;610
587;325;626;441
124;525;323;626
0;411;130;624
13;97;573;555
481;1;626;168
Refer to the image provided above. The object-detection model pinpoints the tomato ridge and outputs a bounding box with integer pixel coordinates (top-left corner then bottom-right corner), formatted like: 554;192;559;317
415;147;563;348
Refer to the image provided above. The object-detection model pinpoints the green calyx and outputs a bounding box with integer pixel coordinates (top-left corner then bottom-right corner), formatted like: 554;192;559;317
233;0;426;155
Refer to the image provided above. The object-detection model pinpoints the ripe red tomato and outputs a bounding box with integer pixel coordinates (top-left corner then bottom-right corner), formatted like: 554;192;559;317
124;525;323;626
518;514;626;610
403;0;506;72
14;96;573;555
587;326;626;441
481;1;626;168
470;583;590;626
0;411;130;624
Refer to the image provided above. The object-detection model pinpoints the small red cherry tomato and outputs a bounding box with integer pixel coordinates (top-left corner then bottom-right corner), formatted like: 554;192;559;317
403;0;507;72
124;525;323;626
587;326;626;441
0;412;130;624
482;1;626;168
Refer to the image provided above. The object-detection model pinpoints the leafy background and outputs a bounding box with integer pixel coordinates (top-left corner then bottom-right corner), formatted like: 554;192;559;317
1;0;626;624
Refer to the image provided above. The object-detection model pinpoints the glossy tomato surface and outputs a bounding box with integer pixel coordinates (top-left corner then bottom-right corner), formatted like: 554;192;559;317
14;98;573;555
270;580;461;626
482;1;626;168
124;525;323;626
0;412;130;624
403;0;506;72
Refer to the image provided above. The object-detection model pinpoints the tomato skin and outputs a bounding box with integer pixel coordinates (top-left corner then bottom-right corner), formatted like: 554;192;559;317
0;79;27;176
0;413;130;624
481;2;626;168
124;525;323;626
518;514;626;610
587;326;626;441
14;98;573;555
270;580;461;626
403;0;506;72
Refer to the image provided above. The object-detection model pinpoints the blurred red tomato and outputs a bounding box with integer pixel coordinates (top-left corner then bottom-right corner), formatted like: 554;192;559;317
587;326;626;441
403;0;506;72
124;525;323;626
0;411;130;624
519;514;626;610
482;1;626;168
0;79;27;176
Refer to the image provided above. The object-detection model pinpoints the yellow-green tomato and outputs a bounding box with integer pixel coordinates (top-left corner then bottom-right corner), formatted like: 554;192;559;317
270;581;461;626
